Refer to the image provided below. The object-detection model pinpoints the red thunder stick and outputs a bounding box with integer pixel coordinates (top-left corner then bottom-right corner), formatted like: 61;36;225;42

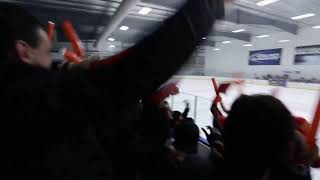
308;98;320;148
149;82;179;105
63;50;82;64
47;21;55;43
62;20;86;58
218;83;232;94
211;78;226;113
212;78;219;95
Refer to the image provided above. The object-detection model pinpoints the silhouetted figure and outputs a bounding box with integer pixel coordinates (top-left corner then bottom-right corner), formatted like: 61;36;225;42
0;1;225;179
221;95;295;180
172;121;214;180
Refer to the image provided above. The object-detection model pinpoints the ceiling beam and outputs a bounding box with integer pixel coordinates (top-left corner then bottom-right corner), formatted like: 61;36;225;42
212;31;252;42
94;0;140;48
201;41;216;47
225;9;299;34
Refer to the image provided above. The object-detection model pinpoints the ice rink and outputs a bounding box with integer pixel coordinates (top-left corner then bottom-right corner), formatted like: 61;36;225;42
167;76;320;179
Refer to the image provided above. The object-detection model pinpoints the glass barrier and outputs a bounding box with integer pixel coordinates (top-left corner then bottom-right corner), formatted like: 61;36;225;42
167;92;213;139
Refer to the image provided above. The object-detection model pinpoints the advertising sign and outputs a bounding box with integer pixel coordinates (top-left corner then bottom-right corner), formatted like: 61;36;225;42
249;48;282;65
295;45;320;65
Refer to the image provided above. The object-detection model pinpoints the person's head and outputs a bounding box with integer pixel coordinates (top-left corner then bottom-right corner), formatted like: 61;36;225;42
173;111;182;121
171;111;183;127
174;121;199;154
223;95;294;179
139;103;171;149
0;3;51;69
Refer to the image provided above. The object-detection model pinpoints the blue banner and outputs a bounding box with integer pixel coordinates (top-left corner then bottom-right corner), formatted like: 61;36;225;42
249;48;282;65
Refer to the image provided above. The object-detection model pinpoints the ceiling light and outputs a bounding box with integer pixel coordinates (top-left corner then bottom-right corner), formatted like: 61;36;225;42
243;44;253;47
110;45;116;48
222;41;231;44
232;29;246;33
108;38;115;42
202;37;206;40
257;0;280;6
291;13;315;20
138;7;152;15
313;25;320;29
213;48;221;51
279;40;290;43
256;35;270;38
120;26;129;31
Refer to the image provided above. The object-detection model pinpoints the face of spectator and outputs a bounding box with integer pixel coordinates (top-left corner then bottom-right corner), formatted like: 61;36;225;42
15;28;52;69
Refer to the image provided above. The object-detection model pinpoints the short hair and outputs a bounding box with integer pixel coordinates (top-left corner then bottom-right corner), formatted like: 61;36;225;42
174;121;199;154
0;3;43;62
223;95;294;178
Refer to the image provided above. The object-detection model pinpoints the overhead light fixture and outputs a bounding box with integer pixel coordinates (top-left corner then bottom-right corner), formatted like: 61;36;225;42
109;45;116;48
202;37;206;40
243;44;253;47
120;26;129;31
213;48;221;51
312;25;320;29
138;7;152;15
108;38;115;42
232;29;246;33
222;41;231;44
256;35;270;38
257;0;280;6
291;13;315;20
279;40;290;43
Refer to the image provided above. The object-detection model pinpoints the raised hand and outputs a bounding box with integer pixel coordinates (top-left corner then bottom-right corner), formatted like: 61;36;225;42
201;126;222;148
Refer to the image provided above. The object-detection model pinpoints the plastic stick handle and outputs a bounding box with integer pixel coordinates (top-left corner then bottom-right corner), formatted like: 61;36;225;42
308;99;320;148
62;20;86;58
47;21;55;43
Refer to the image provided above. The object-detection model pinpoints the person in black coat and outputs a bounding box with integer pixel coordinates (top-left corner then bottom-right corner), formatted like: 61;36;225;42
0;0;226;180
172;121;215;180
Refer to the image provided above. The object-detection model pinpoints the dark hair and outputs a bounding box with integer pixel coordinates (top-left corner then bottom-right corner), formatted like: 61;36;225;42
0;3;43;62
223;95;294;179
174;121;199;154
139;103;171;148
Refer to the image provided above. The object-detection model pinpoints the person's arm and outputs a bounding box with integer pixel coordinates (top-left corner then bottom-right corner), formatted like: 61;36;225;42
86;0;225;108
182;101;190;118
147;83;179;105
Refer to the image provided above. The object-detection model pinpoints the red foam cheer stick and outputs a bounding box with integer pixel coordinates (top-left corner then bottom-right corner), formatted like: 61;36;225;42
62;20;86;58
212;78;219;95
47;21;55;43
218;83;232;94
307;98;320;148
149;82;179;105
211;78;228;118
63;50;82;64
212;78;232;103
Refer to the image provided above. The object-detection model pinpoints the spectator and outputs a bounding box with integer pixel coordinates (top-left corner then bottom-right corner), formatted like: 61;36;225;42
136;100;173;180
172;101;190;128
172;121;214;180
221;95;295;180
0;1;225;179
174;121;199;154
